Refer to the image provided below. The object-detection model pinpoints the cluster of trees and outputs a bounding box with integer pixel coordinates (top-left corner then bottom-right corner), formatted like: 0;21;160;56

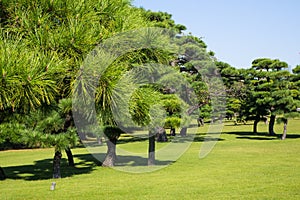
217;59;300;138
0;0;299;179
0;0;192;178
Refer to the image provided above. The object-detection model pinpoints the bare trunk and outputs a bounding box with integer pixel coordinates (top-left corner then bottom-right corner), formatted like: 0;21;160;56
0;166;6;180
253;115;260;134
180;127;187;137
65;148;74;166
53;151;62;178
269;115;276;136
102;138;117;167
281;119;288;140
197;117;204;127
156;127;168;142
170;127;176;136
148;131;155;166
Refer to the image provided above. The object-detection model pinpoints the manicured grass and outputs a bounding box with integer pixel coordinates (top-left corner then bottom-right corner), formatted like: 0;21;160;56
0;119;300;199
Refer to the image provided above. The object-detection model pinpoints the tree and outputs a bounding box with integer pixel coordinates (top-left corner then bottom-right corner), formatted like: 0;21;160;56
161;94;183;136
22;99;78;178
280;65;300;139
128;86;163;166
246;58;297;136
0;31;60;178
216;61;247;123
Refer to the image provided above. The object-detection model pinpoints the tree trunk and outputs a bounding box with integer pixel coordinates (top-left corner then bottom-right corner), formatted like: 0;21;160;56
170;127;176;136
197;117;204;127
148;131;155;166
53;151;62;178
97;136;103;145
156;127;168;142
65;148;74;166
102;138;117;167
180;127;187;137
269;115;276;136
0;166;6;180
78;132;87;140
253;115;260;134
281;119;288;140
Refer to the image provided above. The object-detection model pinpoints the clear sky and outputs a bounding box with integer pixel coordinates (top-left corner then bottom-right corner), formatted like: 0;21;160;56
132;0;300;69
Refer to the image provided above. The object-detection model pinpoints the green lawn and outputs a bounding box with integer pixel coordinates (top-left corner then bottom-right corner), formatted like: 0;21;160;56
1;119;300;199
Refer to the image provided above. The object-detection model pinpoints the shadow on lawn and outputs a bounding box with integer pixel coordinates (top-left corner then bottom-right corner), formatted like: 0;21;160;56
2;151;173;180
2;153;100;181
115;155;172;167
223;131;300;140
193;135;225;142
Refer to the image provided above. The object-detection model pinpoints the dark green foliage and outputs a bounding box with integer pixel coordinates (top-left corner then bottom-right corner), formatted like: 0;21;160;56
0;122;24;149
244;58;298;135
103;125;124;140
141;9;186;33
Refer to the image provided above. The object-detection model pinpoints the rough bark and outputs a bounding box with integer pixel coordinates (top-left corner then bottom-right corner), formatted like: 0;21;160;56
53;151;62;178
148;131;156;166
102;138;117;167
0;166;6;180
269;115;276;136
253;115;260;134
180;127;187;137
65;148;74;166
281;119;288;140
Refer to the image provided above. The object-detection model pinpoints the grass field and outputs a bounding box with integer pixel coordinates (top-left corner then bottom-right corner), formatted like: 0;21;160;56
0;119;300;199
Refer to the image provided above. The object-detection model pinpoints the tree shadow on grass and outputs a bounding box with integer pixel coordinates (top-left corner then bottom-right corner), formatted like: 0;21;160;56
115;155;172;167
192;132;225;143
117;136;149;144
223;131;266;136
2;151;174;180
2;153;99;181
193;136;225;142
223;131;300;140
86;152;173;167
236;136;277;140
283;134;300;139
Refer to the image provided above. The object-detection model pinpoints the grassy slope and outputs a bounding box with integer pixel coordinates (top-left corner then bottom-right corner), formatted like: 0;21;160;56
0;119;299;199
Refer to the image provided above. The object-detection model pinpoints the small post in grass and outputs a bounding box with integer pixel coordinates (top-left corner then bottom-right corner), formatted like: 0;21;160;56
50;182;56;190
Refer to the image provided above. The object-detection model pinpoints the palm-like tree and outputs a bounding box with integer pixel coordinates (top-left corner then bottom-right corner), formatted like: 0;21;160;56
73;28;177;167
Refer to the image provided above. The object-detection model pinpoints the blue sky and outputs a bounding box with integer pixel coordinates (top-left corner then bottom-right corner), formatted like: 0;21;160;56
133;0;300;69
